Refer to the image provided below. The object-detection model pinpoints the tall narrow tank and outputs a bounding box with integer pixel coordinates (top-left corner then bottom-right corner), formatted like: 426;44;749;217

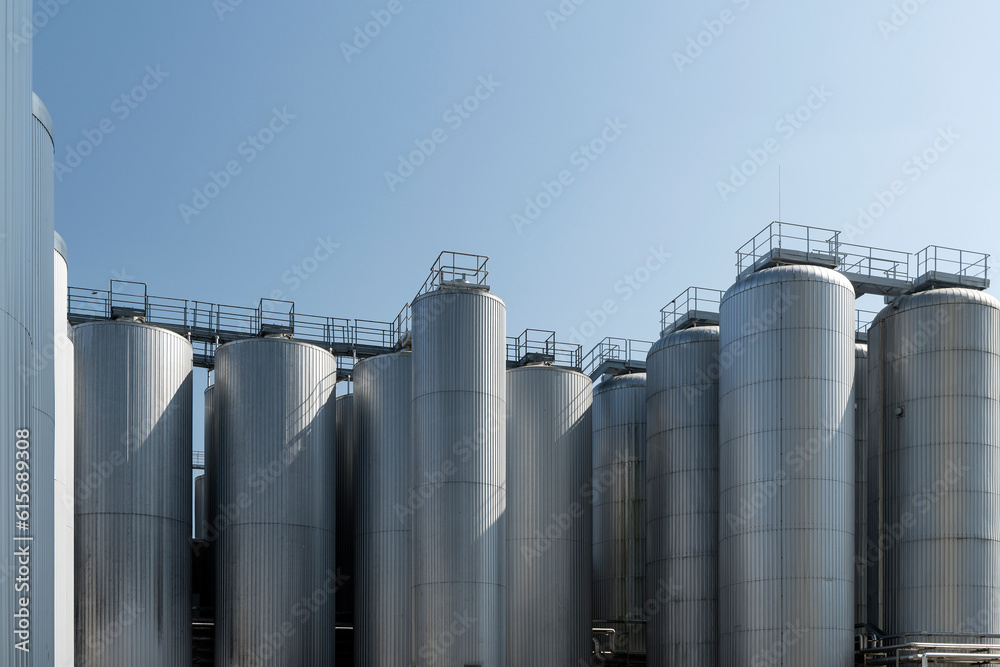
336;393;357;647
74;321;193;666
203;385;217;536
719;265;855;666
194;475;206;540
354;352;413;667
506;365;593;666
54;232;75;667
854;343;868;628
592;372;647;656
214;338;337;667
646;327;720;666
412;285;507;667
868;288;1000;636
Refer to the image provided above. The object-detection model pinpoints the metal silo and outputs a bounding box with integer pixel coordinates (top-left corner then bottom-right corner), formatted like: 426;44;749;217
646;326;720;667
214;338;337;667
54;232;75;667
506;365;593;666
854;343;868;629
354;352;412;667
194;475;206;540
74;321;193;666
336;393;357;651
592;372;647;657
719;265;855;667
868;288;1000;637
203;385;216;537
412;284;507;667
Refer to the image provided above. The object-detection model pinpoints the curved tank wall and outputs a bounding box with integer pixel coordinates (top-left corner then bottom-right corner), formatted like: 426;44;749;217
506;365;593;666
411;287;507;667
592;372;647;656
214;338;337;667
335;393;357;638
74;321;193;666
718;265;855;666
867;288;1000;637
201;384;217;611
854;343;868;628
54;233;74;667
646;326;720;667
354;352;413;667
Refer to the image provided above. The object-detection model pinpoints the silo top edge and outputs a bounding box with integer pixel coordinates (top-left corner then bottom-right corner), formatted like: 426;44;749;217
31;92;54;144
723;263;854;303
649;325;720;355
507;363;591;380
594;372;646;394
871;287;1000;329
73;319;194;346
411;285;506;308
855;342;868;355
216;335;338;359
54;231;68;261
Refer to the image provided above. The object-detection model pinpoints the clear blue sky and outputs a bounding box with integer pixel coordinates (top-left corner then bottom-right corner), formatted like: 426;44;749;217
35;1;1000;454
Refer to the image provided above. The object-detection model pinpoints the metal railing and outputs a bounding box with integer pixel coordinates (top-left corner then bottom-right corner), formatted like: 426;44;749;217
839;242;912;283
660;286;724;334
417;251;489;296
736;221;841;275
860;632;1000;664
915;245;990;282
856;309;880;337
507;329;582;370
582;337;652;378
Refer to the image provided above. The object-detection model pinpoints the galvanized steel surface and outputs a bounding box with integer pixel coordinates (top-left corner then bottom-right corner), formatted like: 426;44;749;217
506;365;593;666
194;475;205;540
719;265;855;667
203;385;216;539
336;394;357;630
74;321;193;666
354;352;413;667
854;343;868;628
867;288;1000;637
592;372;647;655
411;287;507;667
646;327;720;666
54;237;74;667
214;338;337;667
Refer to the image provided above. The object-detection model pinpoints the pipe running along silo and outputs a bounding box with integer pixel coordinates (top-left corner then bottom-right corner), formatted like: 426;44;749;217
867;288;1000;638
506;364;593;666
411;283;507;667
336;392;357;654
214;338;337;667
74;321;193;666
354;352;412;667
646;327;720;666
719;265;855;666
54;231;74;667
854;343;868;629
592;372;647;657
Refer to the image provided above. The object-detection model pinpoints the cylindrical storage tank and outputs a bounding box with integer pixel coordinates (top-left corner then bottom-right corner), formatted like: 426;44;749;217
506;365;593;666
203;385;217;535
854;343;868;628
74;321;193;666
336;393;357;644
868;288;1000;637
214;338;337;667
194;475;206;540
592;372;647;656
719;265;855;666
54;232;75;667
354;352;413;667
412;286;506;667
646;327;720;666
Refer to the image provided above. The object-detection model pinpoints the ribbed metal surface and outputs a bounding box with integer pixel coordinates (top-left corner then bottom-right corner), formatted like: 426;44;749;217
354;352;412;667
214;338;337;667
335;394;356;633
854;343;868;628
194;475;205;540
74;321;193;666
54;235;75;667
646;326;720;667
506;365;593;666
412;287;507;667
868;288;1000;637
719;265;855;666
593;372;647;655
202;384;217;611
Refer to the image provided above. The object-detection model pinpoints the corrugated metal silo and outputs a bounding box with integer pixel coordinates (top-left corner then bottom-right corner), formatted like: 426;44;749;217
719;265;855;666
214;338;337;667
354;352;412;667
506;365;593;666
868;288;1000;637
54;232;75;667
74;321;193;666
646;326;720;666
336;393;357;644
854;343;868;628
194;475;206;540
412;286;507;667
203;385;216;537
592;372;647;656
